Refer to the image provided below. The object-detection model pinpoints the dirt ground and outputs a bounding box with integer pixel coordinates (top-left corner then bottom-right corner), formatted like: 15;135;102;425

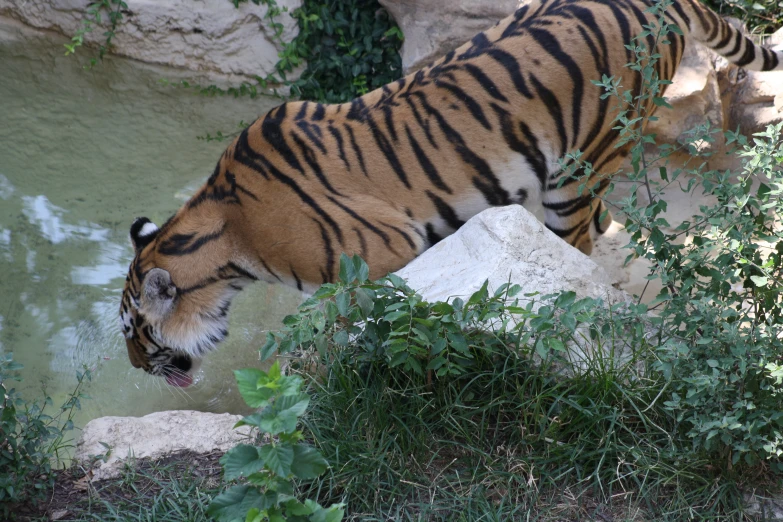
17;450;223;522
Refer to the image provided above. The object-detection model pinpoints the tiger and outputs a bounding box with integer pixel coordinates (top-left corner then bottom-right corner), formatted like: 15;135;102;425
120;0;783;386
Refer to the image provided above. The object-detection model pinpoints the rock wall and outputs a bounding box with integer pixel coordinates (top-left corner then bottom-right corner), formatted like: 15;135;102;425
0;0;301;86
378;0;520;73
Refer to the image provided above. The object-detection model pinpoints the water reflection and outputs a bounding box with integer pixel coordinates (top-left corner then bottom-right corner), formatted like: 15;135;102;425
0;19;303;432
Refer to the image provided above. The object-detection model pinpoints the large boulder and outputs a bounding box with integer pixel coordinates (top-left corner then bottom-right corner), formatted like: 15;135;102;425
396;205;628;306
75;410;253;480
0;0;301;85
377;0;519;72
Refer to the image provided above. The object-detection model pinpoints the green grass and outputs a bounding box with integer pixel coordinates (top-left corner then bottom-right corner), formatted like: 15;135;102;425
293;329;762;521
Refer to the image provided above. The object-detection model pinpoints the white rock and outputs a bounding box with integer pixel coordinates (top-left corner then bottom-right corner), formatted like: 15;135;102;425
396;205;627;306
377;0;520;72
75;410;253;480
396;206;632;371
0;0;301;86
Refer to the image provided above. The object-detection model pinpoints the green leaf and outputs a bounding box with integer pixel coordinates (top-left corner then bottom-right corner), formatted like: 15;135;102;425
355;287;375;316
259;444;295;477
335;292;351;316
260;332;278;361
207;486;273;521
338;253;355;282
235;369;274;408
221;444;265;481
291;444;329;479
750;275;768;287
258;393;310;435
353;255;370;282
309;502;346;522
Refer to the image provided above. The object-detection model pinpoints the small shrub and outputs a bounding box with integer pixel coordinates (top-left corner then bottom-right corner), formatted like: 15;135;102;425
208;360;344;522
568;0;783;468
0;353;90;519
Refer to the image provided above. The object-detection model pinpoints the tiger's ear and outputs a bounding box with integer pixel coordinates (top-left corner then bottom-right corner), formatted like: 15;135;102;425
140;268;177;320
130;217;159;252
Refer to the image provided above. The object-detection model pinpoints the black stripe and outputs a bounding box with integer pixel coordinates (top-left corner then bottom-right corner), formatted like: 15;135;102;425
365;112;411;188
312;104;326;121
290;132;343;195
545;220;582;239
462;63;509;103
261;117;304;175
354;227;367;259
326;196;392;249
225;262;259;281
724;30;744;58
313;219;335;283
179;276;220;294
256;256;283;283
436;80;492;130
528;27;583;147
381;104;399;142
530;75;568;156
414;93;510;206
715;21;733;49
667;0;690;30
426;191;464;230
347;97;367;121
233;129;270;179
296;121;327;154
763;47;779;71
380;222;417;250
425;223;442;246
291;268;303;291
344;124;368;178
255;153;344;244
404;96;438;148
456;32;493;61
490;104;548;189
735;38;756;66
404;124;452;193
295;101;309;120
158;226;225;256
327;125;351;171
486;48;533;98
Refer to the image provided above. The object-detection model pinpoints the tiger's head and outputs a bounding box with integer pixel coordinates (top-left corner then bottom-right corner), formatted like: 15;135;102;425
119;213;256;387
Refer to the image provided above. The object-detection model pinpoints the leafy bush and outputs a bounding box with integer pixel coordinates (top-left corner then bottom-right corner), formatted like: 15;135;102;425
253;256;749;518
570;0;783;467
208;360;344;522
704;0;783;34
235;0;403;102
0;353;90;518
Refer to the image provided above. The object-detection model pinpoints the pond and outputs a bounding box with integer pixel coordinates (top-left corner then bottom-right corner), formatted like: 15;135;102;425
0;19;303;432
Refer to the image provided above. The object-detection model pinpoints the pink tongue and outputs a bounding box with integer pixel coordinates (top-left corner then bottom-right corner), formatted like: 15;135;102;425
166;372;193;387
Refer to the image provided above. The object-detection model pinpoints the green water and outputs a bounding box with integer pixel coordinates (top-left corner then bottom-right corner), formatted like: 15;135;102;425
0;20;302;427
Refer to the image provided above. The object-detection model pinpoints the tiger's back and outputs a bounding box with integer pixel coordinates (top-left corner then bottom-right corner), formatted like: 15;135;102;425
120;0;783;383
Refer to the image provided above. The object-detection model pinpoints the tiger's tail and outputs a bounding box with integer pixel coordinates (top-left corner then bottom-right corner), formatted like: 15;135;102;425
683;0;783;71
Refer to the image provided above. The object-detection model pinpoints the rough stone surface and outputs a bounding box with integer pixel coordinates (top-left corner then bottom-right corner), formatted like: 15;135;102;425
725;27;783;137
0;0;301;85
377;0;520;72
75;410;252;480
646;38;725;155
396;205;628;306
